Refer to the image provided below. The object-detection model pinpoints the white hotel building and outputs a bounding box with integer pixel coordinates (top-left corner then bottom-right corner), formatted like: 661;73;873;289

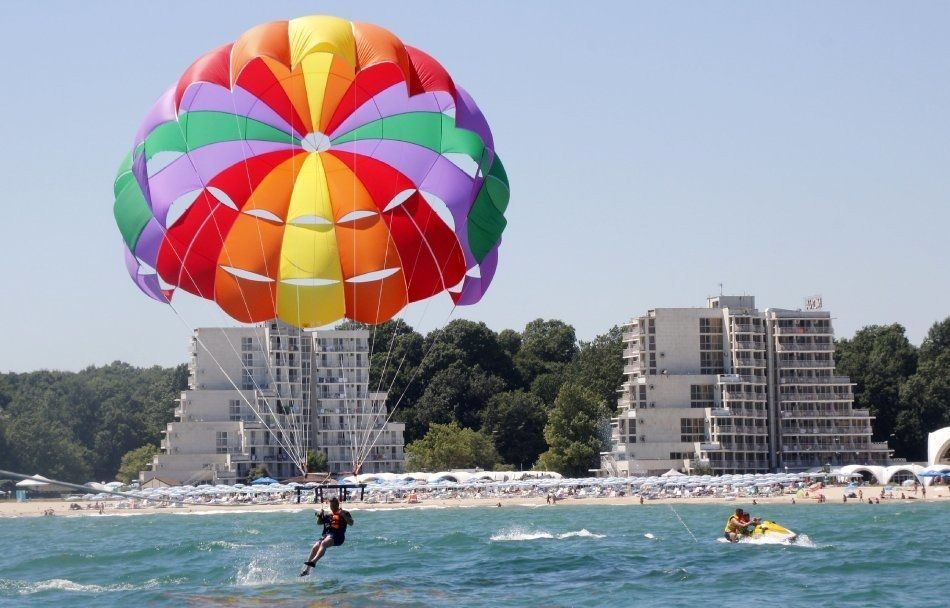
602;296;892;476
144;323;405;484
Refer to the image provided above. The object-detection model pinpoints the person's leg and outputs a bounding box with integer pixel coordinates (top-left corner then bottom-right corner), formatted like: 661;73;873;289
312;536;335;563
300;536;335;575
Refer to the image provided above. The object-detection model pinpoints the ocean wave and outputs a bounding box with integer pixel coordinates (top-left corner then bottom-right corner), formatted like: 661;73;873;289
3;577;171;595
490;528;605;542
170;508;304;516
558;529;606;539
197;540;251;551
359;505;448;512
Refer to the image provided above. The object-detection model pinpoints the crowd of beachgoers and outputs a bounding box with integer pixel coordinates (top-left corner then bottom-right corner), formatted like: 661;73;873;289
3;470;947;518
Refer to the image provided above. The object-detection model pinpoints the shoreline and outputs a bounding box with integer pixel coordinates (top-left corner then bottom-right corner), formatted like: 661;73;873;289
2;484;946;519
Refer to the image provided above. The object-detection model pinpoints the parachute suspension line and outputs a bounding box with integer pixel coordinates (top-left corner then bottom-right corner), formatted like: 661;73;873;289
215;103;311;480
145;218;306;475
369;191;445;400
164;117;308;476
354;296;435;470
356;304;458;471
340;350;362;476
197;253;309;477
154;223;307;475
209;322;308;476
167;303;306;476
352;218;408;475
354;204;471;470
667;503;698;543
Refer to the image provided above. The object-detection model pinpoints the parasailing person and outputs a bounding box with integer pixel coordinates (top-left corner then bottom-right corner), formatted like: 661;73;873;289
300;497;354;576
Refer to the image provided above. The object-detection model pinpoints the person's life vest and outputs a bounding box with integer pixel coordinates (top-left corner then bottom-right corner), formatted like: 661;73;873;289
724;515;748;533
323;510;348;534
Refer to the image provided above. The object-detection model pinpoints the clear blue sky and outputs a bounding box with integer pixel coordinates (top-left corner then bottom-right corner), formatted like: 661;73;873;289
1;1;947;372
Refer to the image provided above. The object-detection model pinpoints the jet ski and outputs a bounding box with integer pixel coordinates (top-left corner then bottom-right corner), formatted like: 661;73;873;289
742;520;798;543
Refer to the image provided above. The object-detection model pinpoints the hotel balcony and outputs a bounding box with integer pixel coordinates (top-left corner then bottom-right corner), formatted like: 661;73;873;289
731;323;765;334
778;376;852;385
732;340;765;350
722;390;766;401
708;460;770;471
781;409;872;419
775;342;835;352
718;374;767;385
772;326;833;335
714;425;768;435
722;406;767;417
781;426;871;436
733;357;767;368
781;442;877;452
779;393;852;402
314;344;370;353
777;360;834;369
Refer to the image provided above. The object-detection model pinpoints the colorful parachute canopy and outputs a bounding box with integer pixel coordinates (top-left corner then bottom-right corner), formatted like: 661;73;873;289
115;15;508;328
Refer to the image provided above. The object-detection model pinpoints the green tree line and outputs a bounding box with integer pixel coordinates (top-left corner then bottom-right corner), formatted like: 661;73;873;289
1;316;946;482
0;362;188;483
834;318;950;461
356;318;624;477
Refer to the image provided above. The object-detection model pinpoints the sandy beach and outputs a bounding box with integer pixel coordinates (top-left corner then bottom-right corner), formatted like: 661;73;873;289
2;484;946;519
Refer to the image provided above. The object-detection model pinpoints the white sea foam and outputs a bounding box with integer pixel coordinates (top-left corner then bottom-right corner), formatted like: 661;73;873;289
558;529;606;539
490;528;605;542
644;533;657;540
9;577;165;595
360;505;447;512
198;540;251;551
717;533;821;549
235;549;286;586
491;530;554;541
171;508;304;516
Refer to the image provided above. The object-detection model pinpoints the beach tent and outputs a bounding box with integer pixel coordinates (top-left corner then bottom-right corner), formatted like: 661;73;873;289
15;478;49;488
141;476;178;489
660;469;686;478
250;477;278;485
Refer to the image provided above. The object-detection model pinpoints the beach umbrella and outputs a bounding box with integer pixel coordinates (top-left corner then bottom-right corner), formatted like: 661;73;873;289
250;477;278;485
917;470;943;478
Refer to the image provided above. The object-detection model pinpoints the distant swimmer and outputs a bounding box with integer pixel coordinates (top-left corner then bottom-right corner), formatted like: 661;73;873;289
723;508;758;543
299;497;354;576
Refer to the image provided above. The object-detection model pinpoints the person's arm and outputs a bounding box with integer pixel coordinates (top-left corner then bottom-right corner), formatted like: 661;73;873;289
342;509;354;526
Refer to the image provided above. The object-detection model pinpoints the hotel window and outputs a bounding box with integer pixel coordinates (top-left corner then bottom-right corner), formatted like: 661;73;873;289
241;337;253;351
216;431;228;454
699;318;724;374
229;399;241;421
680;418;706;442
700;352;724;375
690;385;715;408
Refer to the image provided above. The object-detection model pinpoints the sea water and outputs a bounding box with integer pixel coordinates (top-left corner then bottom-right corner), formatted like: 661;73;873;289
1;501;947;607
